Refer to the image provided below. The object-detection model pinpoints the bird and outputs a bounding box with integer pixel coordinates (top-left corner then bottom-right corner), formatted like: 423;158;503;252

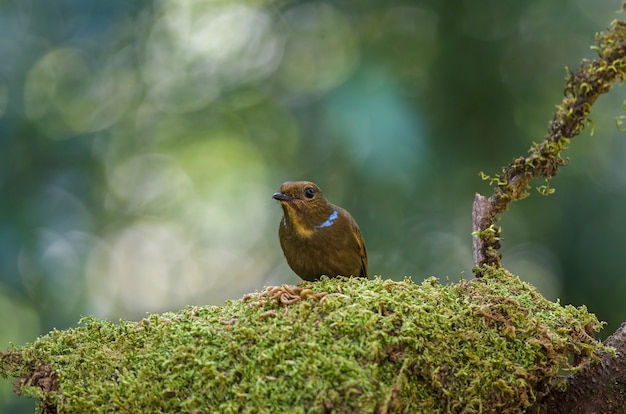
272;181;368;281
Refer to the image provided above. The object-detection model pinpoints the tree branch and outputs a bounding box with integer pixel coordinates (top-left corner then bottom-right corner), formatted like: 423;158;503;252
472;19;626;275
527;322;626;413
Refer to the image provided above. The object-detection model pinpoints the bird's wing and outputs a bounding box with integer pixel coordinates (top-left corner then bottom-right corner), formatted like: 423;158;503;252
351;217;369;278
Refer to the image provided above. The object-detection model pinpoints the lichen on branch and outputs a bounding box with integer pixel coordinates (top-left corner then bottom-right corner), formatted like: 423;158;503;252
473;19;626;274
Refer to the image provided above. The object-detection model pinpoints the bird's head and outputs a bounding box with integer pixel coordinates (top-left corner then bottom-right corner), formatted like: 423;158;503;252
272;181;334;229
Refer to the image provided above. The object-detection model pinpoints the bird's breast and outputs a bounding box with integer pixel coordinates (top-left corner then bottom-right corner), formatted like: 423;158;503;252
281;212;315;239
282;207;340;239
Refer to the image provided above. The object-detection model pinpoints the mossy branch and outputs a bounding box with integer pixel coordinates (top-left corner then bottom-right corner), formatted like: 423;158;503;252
0;273;607;413
528;322;626;414
472;19;626;275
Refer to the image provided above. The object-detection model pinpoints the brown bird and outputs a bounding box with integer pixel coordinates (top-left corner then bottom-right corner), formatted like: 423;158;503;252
273;181;368;281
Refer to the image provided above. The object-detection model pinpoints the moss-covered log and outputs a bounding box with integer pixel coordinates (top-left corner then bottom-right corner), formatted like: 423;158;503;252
1;269;604;413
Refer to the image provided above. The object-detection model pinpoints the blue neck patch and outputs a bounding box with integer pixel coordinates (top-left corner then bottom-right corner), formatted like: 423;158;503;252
315;209;339;228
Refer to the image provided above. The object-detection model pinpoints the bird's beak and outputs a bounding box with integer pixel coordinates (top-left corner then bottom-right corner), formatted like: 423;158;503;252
272;192;293;202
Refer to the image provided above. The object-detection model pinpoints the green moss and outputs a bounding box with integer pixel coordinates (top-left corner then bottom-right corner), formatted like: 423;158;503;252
1;268;605;413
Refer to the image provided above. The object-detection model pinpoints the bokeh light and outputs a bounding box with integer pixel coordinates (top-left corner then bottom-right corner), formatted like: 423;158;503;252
143;1;284;112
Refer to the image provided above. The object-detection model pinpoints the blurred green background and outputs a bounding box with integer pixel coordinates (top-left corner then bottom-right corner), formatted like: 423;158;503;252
2;0;626;411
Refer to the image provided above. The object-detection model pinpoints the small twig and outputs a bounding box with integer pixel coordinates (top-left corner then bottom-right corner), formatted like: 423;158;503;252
471;193;500;274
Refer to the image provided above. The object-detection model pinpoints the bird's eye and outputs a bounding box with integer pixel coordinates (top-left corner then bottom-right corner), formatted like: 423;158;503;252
304;187;315;199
